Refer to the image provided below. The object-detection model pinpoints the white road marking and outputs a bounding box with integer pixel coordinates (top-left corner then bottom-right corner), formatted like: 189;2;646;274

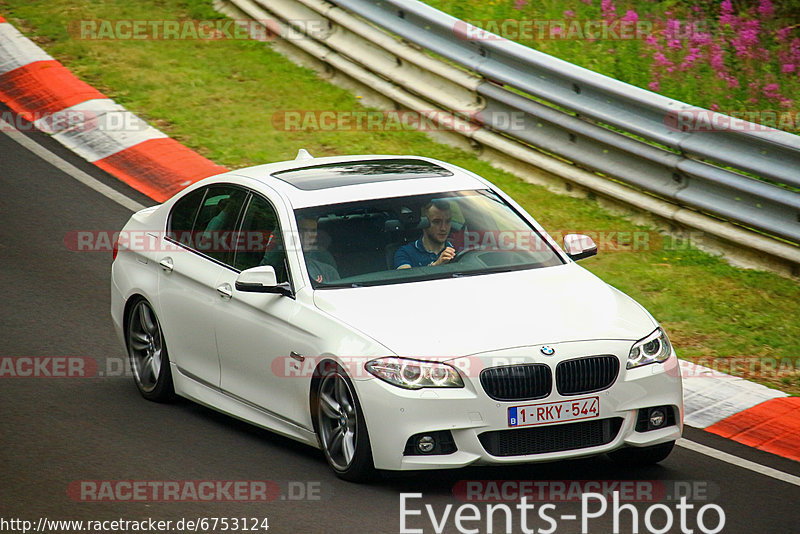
678;438;800;487
1;117;146;212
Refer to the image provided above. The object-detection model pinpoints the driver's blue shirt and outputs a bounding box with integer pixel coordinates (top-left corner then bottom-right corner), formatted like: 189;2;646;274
394;238;454;268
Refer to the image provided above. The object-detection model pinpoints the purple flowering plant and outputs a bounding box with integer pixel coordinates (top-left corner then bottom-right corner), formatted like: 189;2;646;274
428;0;800;132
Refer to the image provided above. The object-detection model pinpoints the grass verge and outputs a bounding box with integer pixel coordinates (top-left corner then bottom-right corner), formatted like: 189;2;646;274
2;0;799;393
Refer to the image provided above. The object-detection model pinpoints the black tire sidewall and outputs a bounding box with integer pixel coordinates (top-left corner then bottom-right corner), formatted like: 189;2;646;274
316;363;375;482
126;299;174;403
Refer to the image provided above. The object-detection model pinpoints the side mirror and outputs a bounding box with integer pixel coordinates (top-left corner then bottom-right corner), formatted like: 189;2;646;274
563;234;598;261
235;266;293;297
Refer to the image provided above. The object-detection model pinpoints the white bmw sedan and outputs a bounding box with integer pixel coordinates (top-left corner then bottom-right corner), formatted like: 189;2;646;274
111;153;682;481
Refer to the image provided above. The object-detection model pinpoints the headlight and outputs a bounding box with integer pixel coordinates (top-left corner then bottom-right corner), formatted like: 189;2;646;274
627;327;672;369
365;357;464;389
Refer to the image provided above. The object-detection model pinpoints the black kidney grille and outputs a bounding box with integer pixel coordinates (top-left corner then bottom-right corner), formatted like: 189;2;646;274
480;364;552;401
479;417;624;456
556;355;619;395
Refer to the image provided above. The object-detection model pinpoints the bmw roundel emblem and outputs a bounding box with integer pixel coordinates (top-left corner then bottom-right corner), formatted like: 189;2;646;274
540;346;555;356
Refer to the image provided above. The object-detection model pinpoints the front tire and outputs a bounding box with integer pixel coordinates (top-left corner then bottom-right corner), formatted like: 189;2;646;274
126;299;174;402
608;440;675;466
315;363;374;482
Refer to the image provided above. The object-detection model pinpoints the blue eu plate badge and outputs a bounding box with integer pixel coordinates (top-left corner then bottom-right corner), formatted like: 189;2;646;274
508;406;519;426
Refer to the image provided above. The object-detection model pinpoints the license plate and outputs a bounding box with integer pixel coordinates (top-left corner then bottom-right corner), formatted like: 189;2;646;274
508;396;599;427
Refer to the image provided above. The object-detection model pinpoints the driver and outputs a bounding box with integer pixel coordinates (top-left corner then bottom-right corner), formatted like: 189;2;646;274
394;199;456;269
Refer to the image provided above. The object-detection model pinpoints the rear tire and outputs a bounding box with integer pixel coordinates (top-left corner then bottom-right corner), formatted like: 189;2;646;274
314;362;375;482
608;440;675;466
126;299;175;402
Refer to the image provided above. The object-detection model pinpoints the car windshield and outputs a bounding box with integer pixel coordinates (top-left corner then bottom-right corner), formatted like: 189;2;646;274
293;189;564;288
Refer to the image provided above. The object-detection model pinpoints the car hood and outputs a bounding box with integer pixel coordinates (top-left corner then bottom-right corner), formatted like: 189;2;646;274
312;263;657;357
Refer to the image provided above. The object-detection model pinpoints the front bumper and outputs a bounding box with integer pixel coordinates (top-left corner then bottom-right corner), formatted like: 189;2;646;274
355;341;683;471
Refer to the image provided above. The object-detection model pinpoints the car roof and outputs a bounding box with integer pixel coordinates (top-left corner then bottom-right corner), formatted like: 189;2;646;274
271;158;455;190
223;154;489;208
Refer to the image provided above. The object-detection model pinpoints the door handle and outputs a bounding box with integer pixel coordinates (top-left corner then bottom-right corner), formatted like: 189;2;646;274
216;283;233;299
159;257;174;272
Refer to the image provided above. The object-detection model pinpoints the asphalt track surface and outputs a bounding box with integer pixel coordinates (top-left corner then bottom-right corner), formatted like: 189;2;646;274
2;105;800;533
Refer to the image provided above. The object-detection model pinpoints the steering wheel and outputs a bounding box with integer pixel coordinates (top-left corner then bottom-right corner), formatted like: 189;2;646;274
449;248;482;264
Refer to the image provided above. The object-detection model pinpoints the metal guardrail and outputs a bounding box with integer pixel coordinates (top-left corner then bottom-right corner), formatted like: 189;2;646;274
216;0;800;264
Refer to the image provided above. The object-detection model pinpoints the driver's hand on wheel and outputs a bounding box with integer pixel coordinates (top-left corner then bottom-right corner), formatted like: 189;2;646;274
431;246;455;266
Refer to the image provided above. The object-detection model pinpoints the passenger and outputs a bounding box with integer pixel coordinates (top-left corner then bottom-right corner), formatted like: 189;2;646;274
296;216;339;283
260;216;339;283
205;197;238;232
394;200;455;269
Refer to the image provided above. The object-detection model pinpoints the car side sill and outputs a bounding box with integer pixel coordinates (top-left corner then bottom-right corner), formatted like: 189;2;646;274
172;364;319;448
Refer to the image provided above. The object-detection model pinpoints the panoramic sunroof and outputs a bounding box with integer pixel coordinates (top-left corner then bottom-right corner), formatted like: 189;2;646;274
271;159;454;190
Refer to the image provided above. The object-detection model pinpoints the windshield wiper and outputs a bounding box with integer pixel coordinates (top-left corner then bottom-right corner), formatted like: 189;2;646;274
316;282;365;289
451;268;514;278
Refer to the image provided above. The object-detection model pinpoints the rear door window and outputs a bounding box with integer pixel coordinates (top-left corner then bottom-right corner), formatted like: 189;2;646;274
193;186;248;265
167;187;206;247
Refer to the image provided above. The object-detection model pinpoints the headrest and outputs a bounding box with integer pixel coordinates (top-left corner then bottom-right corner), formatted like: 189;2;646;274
384;219;402;232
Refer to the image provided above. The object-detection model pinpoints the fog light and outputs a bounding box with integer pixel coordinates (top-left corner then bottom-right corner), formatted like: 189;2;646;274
635;405;675;432
417;435;436;453
403;431;457;456
649;409;666;428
